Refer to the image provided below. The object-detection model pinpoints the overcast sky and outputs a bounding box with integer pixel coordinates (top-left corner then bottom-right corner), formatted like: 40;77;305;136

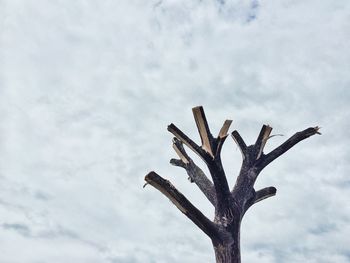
0;0;349;262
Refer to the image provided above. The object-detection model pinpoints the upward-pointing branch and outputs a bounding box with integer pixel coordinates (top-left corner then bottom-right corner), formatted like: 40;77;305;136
231;130;247;159
192;106;215;157
254;125;273;160
170;137;216;206
215;120;233;157
192;106;232;158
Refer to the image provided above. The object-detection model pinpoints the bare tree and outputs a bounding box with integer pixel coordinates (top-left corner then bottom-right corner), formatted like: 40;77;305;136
144;106;320;263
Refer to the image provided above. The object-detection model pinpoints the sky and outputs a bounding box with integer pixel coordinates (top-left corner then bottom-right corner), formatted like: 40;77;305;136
0;0;349;262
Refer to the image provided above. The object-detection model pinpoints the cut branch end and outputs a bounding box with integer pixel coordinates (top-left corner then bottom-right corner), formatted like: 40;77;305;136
218;120;233;138
172;138;190;164
254;186;277;204
192;106;214;157
255;124;273;160
170;158;186;168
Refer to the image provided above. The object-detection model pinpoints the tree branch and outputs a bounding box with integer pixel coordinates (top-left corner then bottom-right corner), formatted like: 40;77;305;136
170;138;216;206
254;186;277;204
254;125;273;160
215;120;232;156
207;157;231;215
172;137;190;165
144;171;219;240
168;123;211;163
192;108;232;211
257;126;321;171
231;130;247;159
171;159;217;206
192;106;215;157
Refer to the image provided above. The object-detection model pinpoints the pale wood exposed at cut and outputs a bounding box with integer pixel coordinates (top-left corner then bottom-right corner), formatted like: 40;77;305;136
192;106;214;157
218;120;233;138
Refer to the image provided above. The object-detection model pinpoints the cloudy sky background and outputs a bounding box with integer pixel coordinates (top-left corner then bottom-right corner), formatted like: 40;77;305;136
0;0;349;262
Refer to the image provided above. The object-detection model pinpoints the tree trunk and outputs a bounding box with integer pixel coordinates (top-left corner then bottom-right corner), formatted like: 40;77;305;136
213;222;241;263
213;239;240;263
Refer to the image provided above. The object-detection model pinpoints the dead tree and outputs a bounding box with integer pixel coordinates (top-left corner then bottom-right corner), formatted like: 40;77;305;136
144;106;320;263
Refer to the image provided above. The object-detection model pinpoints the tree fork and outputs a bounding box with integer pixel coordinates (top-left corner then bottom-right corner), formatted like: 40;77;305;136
145;106;320;263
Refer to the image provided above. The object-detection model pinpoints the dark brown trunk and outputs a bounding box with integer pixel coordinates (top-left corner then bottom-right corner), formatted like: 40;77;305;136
213;240;240;263
213;225;241;263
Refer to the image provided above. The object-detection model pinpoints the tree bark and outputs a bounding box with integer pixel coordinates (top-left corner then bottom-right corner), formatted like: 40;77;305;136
145;106;320;263
213;229;241;263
